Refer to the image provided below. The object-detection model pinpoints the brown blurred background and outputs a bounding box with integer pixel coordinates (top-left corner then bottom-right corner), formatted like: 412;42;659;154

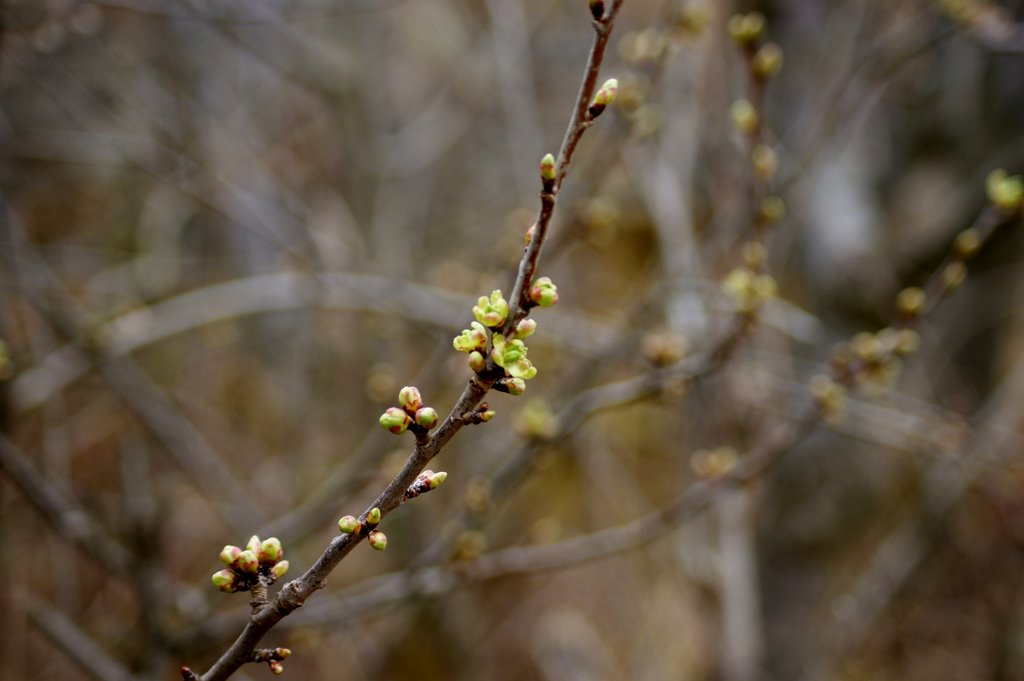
2;0;1024;679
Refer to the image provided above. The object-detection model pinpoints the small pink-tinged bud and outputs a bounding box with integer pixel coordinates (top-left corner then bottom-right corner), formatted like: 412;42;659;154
589;0;605;21
398;386;423;413
258;537;283;565
415;407;439;429
506;377;526;396
219;545;242;567
468;351;486;373
235;549;259;575
271;560;289;579
368;529;388;551
269;661;284;675
515;319;537;339
379;407;411;434
246;535;261;554
588;78;618;118
529;277;559;307
539;153;556;183
428;471;448;489
211;569;237;593
338;515;359;533
366;507;382;525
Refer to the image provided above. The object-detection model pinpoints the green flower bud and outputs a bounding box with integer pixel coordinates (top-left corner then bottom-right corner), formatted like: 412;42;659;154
428;471;448;489
276;649;292;659
588;78;619;118
728;12;765;45
954;228;981;259
246;535;261;554
752;42;784;78
366;507;382;525
368;529;388;551
529;276;559;307
379;407;411;434
896;287;926;316
505;377;527;395
269;661;284;675
398;386;423;413
453;321;488;353
235;549;259;575
480;410;496;422
415;406;439;429
942;261;967;291
473;290;509;328
539;153;556;182
752;144;777;179
986;169;1023;213
759;195;786;223
219;545;242;567
515;318;537;339
468;350;486;373
338;515;359;533
730;99;759;135
211;569;238;593
258;537;283;565
271;560;289;579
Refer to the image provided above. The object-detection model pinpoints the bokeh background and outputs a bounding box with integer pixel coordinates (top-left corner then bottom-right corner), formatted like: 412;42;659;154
2;0;1024;679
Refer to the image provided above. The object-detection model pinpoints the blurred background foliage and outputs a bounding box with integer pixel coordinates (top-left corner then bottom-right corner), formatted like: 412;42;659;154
1;0;1024;679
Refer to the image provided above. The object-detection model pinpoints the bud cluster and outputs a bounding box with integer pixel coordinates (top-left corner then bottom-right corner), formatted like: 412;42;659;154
337;506;389;551
211;535;289;594
404;469;449;501
827;327;920;395
252;647;292;676
379;386;439;435
722;266;777;314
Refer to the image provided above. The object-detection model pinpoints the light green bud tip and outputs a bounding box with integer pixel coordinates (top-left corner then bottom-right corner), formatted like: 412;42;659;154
473;290;509;328
453;321;488;353
398;386;423;412
271;560;289;579
987;169;1024;213
468;351;486;373
515;318;537;339
246;535;261;554
379;407;411;434
367;507;382;525
506;377;527;396
753;43;784;78
258;537;283;565
593;78;618;107
368;529;388;551
338;515;359;534
219;545;242;567
481;410;496;422
428;471;448;489
211;569;237;593
529;276;559;307
540;153;556;182
235;550;259;575
730;99;758;135
415;406;439;429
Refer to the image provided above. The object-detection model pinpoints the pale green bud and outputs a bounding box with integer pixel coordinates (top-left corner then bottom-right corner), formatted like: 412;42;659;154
731;99;758;135
379;407;411;434
505;377;526;395
338;515;359;534
480;410;496;422
896;287;926;316
514;318;537;339
473;290;510;328
368;529;388;551
588;78;618;118
752;43;784;78
219;545;242;567
759;195;786;223
540;153;556;182
529;276;559;307
453;321;488;353
235;549;259;575
728;12;765;45
987;169;1024;213
954;228;981;259
752;144;777;179
246;535;261;554
428;471;448;489
258;537;283;565
271;560;289;579
366;507;382;525
211;569;238;593
415;406;439;429
468;351;486;373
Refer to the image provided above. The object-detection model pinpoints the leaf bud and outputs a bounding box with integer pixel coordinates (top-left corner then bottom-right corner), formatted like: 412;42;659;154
366;507;382;525
752;42;784;78
953;228;981;259
942;261;967;291
258;537;283;565
368;529;388;551
398;386;423;413
730;99;759;135
415;406;439;429
529;276;559;307
728;12;765;45
539;153;556;183
338;515;360;534
588;78;618;118
379;407;411;434
275;649;292;659
428;471;448;489
986;169;1023;213
211;569;238;593
752;144;777;179
219;545;242;567
895;287;926;316
480;409;496;422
